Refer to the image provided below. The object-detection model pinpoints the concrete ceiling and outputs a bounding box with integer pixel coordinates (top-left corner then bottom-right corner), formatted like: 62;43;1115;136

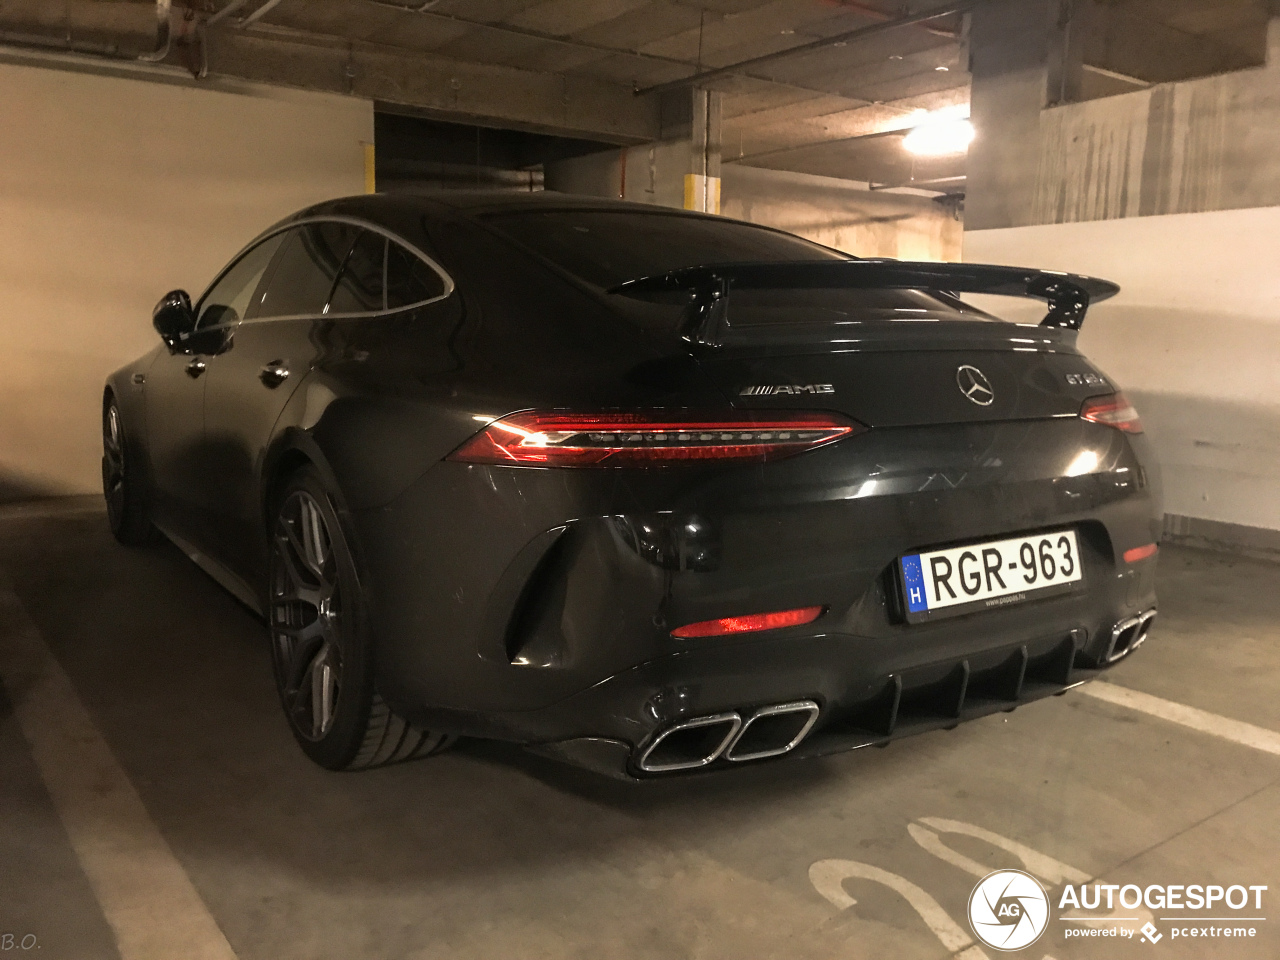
0;0;1273;188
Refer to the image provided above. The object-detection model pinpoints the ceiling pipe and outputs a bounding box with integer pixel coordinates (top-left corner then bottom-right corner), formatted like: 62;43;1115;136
235;0;286;28
0;0;171;63
826;0;959;39
207;0;255;26
634;0;981;97
137;0;172;61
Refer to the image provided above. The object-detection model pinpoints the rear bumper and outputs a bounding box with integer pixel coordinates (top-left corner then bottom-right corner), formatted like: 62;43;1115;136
458;598;1157;779
354;416;1161;773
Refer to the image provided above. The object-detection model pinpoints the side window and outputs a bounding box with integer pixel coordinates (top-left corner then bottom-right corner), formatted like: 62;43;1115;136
255;222;359;320
386;241;446;310
327;230;386;314
196;233;286;329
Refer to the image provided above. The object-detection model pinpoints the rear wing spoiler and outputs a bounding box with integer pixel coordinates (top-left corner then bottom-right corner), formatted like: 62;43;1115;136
609;260;1121;348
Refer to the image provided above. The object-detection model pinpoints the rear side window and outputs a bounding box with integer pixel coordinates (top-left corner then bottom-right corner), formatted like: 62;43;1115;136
255;223;358;319
328;230;386;314
196;233;285;329
386;241;446;309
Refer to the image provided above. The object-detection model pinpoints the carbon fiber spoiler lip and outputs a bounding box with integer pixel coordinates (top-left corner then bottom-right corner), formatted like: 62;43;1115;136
609;259;1121;348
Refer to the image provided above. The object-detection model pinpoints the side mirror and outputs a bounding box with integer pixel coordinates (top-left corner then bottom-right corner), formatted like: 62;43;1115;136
153;290;195;349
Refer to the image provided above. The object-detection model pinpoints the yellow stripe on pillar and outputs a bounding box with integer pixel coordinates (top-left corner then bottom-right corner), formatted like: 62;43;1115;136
683;174;722;213
362;141;376;194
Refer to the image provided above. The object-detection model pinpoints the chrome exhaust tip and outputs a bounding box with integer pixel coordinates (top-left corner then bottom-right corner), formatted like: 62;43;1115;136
636;712;742;773
725;700;820;762
1105;608;1157;663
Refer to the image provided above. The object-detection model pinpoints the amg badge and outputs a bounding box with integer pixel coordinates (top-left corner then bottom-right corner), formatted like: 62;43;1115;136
739;384;835;397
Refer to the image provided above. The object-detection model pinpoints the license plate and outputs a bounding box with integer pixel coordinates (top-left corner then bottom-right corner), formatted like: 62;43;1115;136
899;529;1083;623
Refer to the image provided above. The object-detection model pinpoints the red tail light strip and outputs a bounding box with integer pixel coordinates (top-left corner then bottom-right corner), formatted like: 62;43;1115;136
671;606;825;639
1123;543;1158;564
449;411;862;467
1080;392;1144;434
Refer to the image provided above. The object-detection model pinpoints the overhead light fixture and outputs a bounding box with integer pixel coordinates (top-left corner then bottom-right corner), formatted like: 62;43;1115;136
901;107;975;156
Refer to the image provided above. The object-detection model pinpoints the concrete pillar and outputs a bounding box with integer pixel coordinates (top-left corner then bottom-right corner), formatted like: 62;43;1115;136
685;88;722;214
965;0;1071;230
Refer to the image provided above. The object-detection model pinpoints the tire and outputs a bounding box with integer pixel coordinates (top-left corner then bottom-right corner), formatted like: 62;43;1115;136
268;466;454;770
102;395;159;546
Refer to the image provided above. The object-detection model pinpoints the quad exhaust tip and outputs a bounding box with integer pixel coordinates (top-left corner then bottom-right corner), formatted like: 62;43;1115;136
636;700;821;773
726;700;821;762
1105;608;1157;663
637;712;742;773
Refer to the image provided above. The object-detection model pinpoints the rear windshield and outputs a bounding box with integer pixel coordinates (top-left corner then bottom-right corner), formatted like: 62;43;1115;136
483;208;843;287
482;208;980;325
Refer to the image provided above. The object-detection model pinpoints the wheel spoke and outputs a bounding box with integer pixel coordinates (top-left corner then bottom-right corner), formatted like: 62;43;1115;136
274;530;312;593
311;655;336;738
281;633;325;693
300;496;328;577
271;609;322;644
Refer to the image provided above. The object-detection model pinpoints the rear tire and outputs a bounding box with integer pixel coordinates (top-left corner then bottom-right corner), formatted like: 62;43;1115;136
267;466;453;770
102;396;159;546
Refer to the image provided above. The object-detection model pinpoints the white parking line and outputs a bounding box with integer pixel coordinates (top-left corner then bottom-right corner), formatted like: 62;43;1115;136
0;584;239;960
1079;682;1280;756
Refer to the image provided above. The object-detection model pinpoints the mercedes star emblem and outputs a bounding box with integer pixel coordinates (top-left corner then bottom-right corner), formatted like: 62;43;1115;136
956;365;995;406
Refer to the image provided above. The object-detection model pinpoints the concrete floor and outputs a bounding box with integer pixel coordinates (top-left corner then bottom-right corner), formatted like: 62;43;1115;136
1;500;1278;960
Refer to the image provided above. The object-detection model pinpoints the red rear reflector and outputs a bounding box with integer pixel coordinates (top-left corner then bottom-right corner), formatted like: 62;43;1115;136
1080;392;1143;434
448;411;861;467
671;606;824;639
1123;543;1158;564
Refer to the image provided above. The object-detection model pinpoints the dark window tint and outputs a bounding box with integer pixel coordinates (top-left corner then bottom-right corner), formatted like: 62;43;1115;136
196;233;286;329
386;241;446;309
328;230;386;314
255;222;358;319
482;210;844;289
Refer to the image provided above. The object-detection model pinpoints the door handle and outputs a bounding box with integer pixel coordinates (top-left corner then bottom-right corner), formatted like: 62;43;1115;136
259;360;290;388
184;358;206;379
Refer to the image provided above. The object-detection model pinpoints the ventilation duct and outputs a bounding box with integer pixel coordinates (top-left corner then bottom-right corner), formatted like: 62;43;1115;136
0;0;171;61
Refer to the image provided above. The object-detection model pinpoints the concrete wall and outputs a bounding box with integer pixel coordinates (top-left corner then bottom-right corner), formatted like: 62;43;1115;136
0;55;372;499
966;9;1280;536
967;207;1280;533
970;8;1280;231
546;146;962;261
721;166;961;262
544;140;688;210
1032;22;1280;227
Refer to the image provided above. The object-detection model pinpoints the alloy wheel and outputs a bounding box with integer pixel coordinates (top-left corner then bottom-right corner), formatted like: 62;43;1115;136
270;491;346;742
102;403;126;521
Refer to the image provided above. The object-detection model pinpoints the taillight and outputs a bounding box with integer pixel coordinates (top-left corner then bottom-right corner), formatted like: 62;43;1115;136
671;606;825;639
448;411;862;467
1080;392;1143;434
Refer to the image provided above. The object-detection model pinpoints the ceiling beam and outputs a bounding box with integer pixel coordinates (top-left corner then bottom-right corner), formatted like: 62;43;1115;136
634;0;979;97
202;24;662;143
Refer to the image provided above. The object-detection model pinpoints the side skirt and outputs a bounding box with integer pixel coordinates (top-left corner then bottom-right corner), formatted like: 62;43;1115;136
154;521;265;618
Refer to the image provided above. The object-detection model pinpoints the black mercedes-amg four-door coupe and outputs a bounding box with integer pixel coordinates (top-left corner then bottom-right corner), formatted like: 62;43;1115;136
103;192;1159;776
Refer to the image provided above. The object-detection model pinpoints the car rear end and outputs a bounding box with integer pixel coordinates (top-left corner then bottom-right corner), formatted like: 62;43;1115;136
359;200;1161;778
